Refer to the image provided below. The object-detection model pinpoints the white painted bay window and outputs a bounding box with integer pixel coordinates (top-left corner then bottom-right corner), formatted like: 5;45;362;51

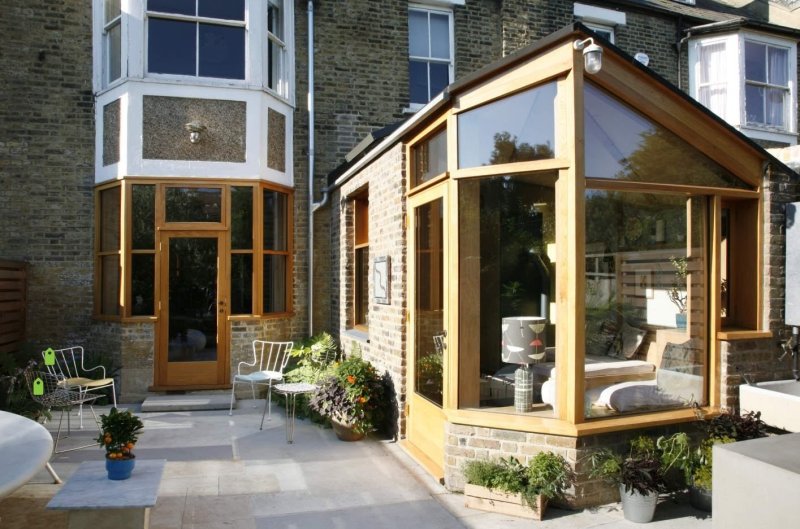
690;32;797;145
103;0;122;86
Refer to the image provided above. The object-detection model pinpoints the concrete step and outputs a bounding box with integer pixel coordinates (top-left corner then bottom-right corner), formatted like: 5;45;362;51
141;393;233;412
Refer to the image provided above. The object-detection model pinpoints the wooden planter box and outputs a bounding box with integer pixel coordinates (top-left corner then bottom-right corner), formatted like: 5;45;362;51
464;484;548;520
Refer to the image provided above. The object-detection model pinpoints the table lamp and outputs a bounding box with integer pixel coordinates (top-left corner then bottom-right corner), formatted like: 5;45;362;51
501;316;547;412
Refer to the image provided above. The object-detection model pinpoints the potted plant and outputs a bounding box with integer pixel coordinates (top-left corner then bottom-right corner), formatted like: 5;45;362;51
308;351;385;441
667;256;688;327
95;407;144;480
462;452;572;520
589;435;666;523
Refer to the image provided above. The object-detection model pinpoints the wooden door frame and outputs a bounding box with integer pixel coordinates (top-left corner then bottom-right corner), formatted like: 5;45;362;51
153;230;230;390
405;181;449;480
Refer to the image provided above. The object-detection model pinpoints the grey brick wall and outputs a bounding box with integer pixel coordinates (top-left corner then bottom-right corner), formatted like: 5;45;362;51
0;0;96;351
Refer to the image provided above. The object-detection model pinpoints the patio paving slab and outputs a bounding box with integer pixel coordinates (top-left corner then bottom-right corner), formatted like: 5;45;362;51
0;401;713;529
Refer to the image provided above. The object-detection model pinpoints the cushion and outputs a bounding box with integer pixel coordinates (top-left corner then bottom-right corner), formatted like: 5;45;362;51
620;322;647;359
660;341;701;374
586;319;619;356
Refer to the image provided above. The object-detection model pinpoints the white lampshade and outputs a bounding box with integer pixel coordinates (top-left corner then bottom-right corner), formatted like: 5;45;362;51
501;316;547;364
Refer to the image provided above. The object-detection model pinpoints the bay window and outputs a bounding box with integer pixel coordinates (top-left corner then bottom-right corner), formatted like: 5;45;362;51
744;40;790;130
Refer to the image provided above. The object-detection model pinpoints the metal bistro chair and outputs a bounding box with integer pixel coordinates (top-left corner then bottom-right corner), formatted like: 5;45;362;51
42;346;116;428
228;340;293;429
24;370;101;454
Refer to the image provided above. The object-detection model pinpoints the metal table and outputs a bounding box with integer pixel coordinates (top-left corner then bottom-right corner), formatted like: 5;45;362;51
271;382;318;443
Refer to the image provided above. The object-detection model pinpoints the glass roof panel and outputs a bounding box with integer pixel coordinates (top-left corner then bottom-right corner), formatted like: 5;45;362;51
584;83;753;190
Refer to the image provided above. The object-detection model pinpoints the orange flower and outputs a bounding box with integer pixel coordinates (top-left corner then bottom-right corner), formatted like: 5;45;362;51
347;375;356;384
358;396;367;404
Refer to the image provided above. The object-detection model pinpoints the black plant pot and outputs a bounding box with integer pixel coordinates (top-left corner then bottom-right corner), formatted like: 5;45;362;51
689;485;711;512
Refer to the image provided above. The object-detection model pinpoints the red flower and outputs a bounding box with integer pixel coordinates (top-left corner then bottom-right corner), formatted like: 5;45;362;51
347;375;356;384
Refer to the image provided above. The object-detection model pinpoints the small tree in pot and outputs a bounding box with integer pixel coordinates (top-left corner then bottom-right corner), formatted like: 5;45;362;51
589;436;667;523
96;407;144;480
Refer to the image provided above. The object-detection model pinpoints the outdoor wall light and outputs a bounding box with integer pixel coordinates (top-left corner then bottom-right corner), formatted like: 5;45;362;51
185;121;207;144
574;37;603;75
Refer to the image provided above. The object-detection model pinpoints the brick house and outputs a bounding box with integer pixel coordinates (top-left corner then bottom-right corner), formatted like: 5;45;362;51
1;0;800;507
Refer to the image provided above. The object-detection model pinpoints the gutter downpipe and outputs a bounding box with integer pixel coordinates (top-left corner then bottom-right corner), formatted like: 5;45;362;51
308;0;329;336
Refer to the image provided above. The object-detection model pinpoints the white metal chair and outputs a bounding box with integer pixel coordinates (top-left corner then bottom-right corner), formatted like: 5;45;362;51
228;340;293;427
42;346;116;428
24;370;100;455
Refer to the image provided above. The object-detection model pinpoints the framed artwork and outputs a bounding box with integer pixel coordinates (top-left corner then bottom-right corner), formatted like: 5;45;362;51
374;256;390;304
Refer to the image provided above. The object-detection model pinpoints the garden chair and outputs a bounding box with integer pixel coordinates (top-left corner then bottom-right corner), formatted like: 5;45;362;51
228;340;293;424
42;346;116;429
24;370;100;454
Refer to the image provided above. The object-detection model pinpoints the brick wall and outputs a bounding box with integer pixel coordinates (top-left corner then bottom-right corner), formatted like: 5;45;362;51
0;0;95;352
331;144;407;435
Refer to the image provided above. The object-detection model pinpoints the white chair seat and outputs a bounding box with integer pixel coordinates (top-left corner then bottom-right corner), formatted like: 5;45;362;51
58;377;115;389
235;370;282;383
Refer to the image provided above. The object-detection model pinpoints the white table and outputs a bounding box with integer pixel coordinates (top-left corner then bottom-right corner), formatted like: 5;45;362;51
272;382;318;443
0;410;57;498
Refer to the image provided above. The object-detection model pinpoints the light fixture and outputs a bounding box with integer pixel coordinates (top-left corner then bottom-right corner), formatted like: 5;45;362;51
185;121;207;144
573;37;603;75
502;316;547;412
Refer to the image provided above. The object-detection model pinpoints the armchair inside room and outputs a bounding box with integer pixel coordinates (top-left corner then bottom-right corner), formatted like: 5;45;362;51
42;346;116;428
228;340;293;428
24;370;101;454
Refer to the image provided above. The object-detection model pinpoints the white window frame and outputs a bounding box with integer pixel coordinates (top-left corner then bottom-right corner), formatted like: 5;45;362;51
103;0;123;87
574;2;626;44
406;3;455;113
689;31;797;145
742;36;794;134
144;2;248;82
266;0;288;98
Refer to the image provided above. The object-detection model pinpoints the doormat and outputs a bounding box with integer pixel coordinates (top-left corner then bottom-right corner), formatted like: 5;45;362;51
141;394;233;412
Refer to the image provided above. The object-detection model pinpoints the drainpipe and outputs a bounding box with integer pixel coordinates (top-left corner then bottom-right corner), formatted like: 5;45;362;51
308;0;329;336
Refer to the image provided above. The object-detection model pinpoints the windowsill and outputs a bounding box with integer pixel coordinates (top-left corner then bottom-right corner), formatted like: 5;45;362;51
718;328;773;341
738;125;797;146
342;328;369;344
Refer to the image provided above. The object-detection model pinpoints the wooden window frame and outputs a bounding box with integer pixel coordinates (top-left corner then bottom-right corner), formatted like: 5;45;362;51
95;182;123;319
353;192;369;330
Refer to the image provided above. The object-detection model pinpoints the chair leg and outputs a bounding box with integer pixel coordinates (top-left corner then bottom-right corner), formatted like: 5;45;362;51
45;462;62;484
250;381;257;408
229;381;236;416
111;381;117;408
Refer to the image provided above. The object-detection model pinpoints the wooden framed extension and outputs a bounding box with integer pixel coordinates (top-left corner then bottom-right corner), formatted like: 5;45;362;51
399;25;774;446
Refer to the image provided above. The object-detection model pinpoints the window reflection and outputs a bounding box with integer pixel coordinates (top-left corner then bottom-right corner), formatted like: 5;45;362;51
458;83;556;169
583;191;706;418
458;174;556;416
584;83;750;189
165;187;222;223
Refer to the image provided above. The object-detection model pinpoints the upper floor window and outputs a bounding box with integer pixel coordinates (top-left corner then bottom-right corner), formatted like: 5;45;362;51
104;0;122;85
147;0;246;80
574;3;626;45
408;5;454;107
690;32;797;144
267;0;288;96
744;40;790;130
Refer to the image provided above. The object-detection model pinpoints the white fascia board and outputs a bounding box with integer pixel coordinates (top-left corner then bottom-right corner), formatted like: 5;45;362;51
574;3;626;26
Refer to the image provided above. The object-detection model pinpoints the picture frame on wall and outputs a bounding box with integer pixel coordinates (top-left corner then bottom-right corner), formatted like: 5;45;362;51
374;256;390;304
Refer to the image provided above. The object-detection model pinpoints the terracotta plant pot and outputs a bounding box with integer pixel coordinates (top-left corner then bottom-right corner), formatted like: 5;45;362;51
106;457;136;480
331;419;365;442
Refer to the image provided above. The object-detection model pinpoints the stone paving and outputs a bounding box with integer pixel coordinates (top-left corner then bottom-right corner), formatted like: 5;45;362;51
0;401;712;529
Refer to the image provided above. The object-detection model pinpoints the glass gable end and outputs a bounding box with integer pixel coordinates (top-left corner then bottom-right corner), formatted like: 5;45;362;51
584;83;752;190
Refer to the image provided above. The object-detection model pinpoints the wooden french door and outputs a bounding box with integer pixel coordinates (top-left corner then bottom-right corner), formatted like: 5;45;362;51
155;231;229;388
406;182;448;479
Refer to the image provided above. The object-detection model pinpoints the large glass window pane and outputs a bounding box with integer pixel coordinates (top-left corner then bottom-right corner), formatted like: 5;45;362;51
415;199;443;406
131;254;154;316
105;0;120;22
148;18;195;76
745;41;766;82
408;9;428;57
148;0;194;15
107;23;121;82
412;128;447;187
766;88;786;127
584;191;706;419
263;254;287;313
231;253;253;314
263;190;287;251
769;47;789;86
458;174;556;417
231;187;253;250
132;185;155;250
165;187;222;223
409;60;428;104
429;62;449;99
430;13;450;59
745;84;765;125
199;0;244;21
199;24;245;79
101;255;120;316
458;83;556;169
585;83;751;189
100;186;120;252
355;247;369;326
